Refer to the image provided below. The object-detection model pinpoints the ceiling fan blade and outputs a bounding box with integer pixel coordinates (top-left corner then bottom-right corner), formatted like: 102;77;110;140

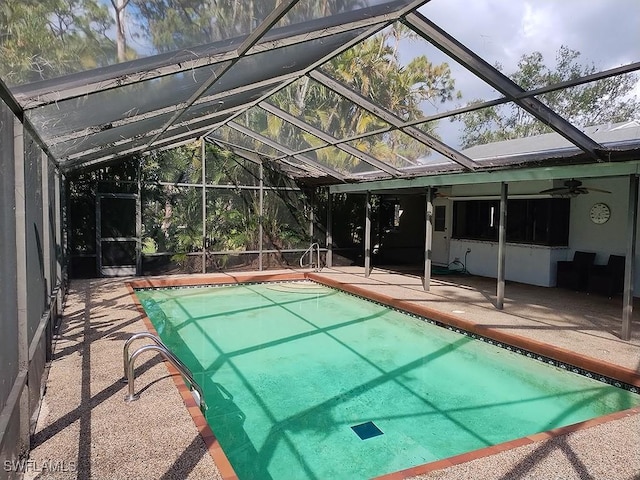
540;186;570;194
584;187;612;194
575;187;590;195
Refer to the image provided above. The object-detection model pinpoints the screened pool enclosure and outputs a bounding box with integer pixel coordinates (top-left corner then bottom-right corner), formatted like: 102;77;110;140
1;0;639;476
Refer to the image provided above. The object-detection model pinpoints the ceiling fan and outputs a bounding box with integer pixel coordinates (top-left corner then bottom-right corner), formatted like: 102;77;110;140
540;179;611;196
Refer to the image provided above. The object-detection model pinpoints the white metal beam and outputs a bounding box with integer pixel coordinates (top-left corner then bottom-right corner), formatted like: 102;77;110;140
329;160;640;193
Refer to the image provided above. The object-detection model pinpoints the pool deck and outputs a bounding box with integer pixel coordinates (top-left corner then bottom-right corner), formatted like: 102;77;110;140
27;267;640;480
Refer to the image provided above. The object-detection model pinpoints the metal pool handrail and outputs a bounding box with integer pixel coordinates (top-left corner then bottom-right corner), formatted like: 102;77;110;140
299;242;321;271
123;333;206;412
123;332;164;379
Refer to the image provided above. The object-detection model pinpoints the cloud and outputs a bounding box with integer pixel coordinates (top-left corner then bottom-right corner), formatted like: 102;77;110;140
420;0;639;72
412;0;639;147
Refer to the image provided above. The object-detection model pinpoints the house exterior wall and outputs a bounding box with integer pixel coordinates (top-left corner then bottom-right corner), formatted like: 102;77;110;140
449;239;569;287
567;176;630;259
436;177;640;294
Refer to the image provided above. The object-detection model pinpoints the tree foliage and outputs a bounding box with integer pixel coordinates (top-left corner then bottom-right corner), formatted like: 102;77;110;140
140;143;312;264
0;0;115;84
257;24;460;169
130;0;369;52
459;46;640;148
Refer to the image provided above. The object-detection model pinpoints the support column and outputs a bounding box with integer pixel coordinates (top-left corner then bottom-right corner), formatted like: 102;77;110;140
309;189;315;241
96;194;102;276
423;187;433;291
14;118;30;453
258;161;264;271
62;176;69;286
136;159;142;276
496;182;508;310
326;191;333;268
54;168;62;294
201;140;207;274
41;152;51;299
622;174;638;340
364;192;372;277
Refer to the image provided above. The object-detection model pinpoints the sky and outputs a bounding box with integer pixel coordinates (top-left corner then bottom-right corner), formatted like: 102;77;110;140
419;0;640;97
407;0;640;149
422;0;639;73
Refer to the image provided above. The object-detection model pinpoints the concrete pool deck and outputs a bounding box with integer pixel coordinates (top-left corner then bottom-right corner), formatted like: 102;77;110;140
25;267;640;480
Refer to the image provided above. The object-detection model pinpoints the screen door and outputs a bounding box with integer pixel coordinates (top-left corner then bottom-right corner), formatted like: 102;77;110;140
97;193;140;276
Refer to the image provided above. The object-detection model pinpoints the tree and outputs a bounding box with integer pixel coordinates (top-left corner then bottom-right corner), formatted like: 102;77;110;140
0;0;115;85
111;0;132;62
261;24;460;170
459;46;640;148
129;0;369;53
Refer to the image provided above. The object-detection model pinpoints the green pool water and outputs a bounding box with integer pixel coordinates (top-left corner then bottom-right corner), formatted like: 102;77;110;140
135;281;640;480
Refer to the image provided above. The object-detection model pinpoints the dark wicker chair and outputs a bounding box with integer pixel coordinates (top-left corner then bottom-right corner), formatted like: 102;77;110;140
556;251;596;291
587;255;626;297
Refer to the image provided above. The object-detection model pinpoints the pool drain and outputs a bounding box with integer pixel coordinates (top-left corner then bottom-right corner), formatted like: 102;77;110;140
351;421;383;440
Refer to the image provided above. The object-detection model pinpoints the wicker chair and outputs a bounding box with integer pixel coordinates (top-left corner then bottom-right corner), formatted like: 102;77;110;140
587;255;626;297
556;251;596;291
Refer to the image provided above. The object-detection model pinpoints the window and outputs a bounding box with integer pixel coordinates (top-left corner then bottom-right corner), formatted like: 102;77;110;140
434;205;446;232
452;198;570;246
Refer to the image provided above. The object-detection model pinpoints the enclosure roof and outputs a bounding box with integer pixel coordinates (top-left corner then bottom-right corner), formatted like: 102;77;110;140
1;0;639;185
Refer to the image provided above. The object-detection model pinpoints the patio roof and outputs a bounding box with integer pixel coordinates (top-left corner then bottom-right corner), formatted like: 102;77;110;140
1;0;639;184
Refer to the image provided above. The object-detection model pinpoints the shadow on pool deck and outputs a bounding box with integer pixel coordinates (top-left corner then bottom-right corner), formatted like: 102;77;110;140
26;268;640;480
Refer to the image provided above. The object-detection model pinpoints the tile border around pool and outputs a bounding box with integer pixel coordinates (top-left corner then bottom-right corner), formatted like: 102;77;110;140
126;271;640;480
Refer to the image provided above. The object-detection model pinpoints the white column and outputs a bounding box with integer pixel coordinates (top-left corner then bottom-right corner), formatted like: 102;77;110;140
364;192;372;277
201;140;207;273
423;187;433;291
496;182;508;310
259;161;264;271
622;174;638;340
326;191;333;268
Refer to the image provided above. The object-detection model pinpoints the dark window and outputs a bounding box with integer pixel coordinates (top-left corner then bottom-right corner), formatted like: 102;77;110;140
434;205;446;232
452;198;570;246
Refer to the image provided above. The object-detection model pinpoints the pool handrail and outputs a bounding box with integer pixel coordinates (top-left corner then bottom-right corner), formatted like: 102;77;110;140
123;333;206;412
123;331;165;380
299;242;321;272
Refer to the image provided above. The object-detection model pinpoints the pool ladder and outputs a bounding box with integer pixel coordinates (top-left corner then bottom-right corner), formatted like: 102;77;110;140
123;332;206;412
299;242;321;272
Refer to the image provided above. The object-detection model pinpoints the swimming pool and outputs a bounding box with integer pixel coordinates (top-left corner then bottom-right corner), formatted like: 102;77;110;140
134;280;640;480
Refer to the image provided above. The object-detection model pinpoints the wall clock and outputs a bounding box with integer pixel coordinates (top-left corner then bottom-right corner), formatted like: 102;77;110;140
589;202;610;224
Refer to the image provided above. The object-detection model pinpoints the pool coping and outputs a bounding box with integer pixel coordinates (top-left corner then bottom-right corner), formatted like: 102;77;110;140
126;271;640;480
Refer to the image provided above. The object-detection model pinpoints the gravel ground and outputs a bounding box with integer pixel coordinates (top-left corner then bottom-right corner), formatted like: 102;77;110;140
26;278;220;480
